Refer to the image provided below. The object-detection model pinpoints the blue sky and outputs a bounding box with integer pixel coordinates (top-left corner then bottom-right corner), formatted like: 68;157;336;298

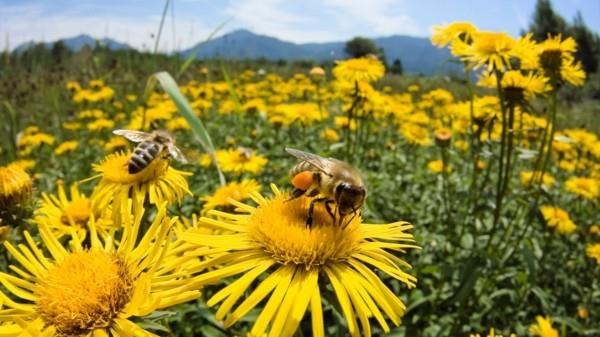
1;0;598;51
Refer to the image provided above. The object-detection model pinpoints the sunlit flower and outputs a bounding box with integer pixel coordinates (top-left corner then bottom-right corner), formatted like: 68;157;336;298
104;137;129;152
431;22;478;48
333;57;385;83
578;307;589;319
538;35;586;86
520;171;555;188
539;205;576;234
586;243;600;264
529;316;558;337
427;159;452;174
88;118;115;131
479;71;548;104
180;185;418;337
54;140;79;156
309;66;325;77
401;124;432;146
434;127;452;147
90;152;192;223
201;148;268;174
9;159;36;171
565;177;599;200
35;182;114;240
321;128;340;142
0;163;33;210
201;179;261;213
0;203;201;336
459;31;516;70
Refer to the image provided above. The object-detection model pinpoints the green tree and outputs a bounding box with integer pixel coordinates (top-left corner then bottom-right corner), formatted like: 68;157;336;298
528;0;568;41
344;37;379;58
570;12;599;74
390;58;403;75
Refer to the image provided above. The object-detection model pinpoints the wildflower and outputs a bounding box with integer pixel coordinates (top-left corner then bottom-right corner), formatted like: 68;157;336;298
459;31;516;71
35;182;113;240
578;307;589;319
54;140;79;156
434;127;452;147
520;171;555;188
431;22;478;48
479;71;548;104
590;225;599;235
529;316;558;337
427;159;452;174
565;177;599;200
201;148;268;174
201;179;261;213
0;204;201;336
62;121;82;130
309;66;325;77
586;243;600;264
334;116;358;131
408;84;420;92
181;185;418;337
9;159;36;171
88;118;115;131
321;128;340;142
0;163;33;210
333;57;385;83
538;35;586;86
539;206;576;234
470;328;516;337
401;124;432;146
104;137;129;152
90;152;192;223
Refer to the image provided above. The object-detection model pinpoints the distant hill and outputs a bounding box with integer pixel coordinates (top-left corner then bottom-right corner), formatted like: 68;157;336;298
14;30;460;75
14;34;131;53
181;29;460;75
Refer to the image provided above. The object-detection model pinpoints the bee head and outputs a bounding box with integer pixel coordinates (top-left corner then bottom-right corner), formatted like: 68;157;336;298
334;182;366;215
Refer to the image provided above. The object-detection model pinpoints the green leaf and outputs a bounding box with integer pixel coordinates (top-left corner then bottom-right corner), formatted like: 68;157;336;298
153;71;226;186
199;325;228;337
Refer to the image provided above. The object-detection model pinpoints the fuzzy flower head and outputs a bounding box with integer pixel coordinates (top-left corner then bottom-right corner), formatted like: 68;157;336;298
565;176;599;200
90;152;192;223
458;31;516;71
539;205;576;234
538;35;586;86
181;185;418;337
333;57;385;83
0;203;201;336
0;163;33;210
431;22;478;49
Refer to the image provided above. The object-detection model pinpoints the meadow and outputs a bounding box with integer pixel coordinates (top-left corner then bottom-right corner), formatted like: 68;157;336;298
0;22;599;337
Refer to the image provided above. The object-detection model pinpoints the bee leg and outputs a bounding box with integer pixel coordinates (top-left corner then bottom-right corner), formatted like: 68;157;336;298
324;200;336;221
306;197;328;228
286;188;306;202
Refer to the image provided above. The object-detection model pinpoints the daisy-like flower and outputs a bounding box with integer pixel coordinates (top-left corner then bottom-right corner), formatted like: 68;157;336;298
537;35;586;86
321;128;340;142
470;328;516;337
565;176;599;200
0;163;33;210
35;182;114;240
201;179;261;213
180;185;418;337
539;205;576;234
586;243;600;264
0;203;201;336
333;57;385;83
483;70;548;104
401;124;432;146
529;316;559;337
520;171;555;188
90;152;192;223
458;31;516;71
201;148;268;175
427;159;452;174
431;21;478;48
54;140;79;156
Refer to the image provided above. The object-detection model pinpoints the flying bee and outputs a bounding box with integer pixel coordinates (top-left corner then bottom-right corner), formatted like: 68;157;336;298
285;147;366;228
238;146;253;160
113;129;187;174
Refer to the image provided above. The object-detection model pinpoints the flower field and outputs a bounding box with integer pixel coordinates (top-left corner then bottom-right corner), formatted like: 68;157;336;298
0;22;599;337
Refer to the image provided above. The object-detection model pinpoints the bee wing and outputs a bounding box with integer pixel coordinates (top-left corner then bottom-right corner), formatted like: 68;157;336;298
168;144;188;163
113;129;150;143
285;147;333;177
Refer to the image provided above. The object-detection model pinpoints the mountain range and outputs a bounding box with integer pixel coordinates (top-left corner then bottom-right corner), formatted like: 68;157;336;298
15;30;460;75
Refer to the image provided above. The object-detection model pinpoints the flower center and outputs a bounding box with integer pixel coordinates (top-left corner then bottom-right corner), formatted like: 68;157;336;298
61;198;92;226
36;251;133;336
248;194;361;268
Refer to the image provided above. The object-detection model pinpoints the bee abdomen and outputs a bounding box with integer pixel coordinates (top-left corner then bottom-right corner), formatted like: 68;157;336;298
128;141;161;174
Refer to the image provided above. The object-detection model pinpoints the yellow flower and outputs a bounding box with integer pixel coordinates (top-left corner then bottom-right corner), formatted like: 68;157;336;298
538;35;586;86
431;22;478;48
540;206;576;234
407;84;420;92
479;71;548;103
401;124;432;146
586;243;600;264
578;307;589;319
333;57;385;83
309;66;325;77
460;31;516;70
270;103;325;126
201;179;261;213
202;148;268;174
334;116;358;131
0;163;33;210
9;159;36;171
180;185;418;337
90;152;192;223
427;159;452;174
54;140;79;156
520;171;555;188
529;316;558;337
35;182;114;240
62;121;82;130
88;118;115;131
321;128;340;142
434;127;452;147
565;176;599;200
470;328;516;337
0;203;201;336
104;136;129;152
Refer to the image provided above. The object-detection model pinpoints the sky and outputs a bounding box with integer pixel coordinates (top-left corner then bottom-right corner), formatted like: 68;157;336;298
1;0;599;52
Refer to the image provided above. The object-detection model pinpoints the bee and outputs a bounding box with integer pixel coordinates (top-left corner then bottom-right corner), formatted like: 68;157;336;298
285;147;366;228
113;129;187;174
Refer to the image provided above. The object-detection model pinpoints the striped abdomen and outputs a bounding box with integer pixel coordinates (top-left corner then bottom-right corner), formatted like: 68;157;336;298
290;161;320;177
128;141;164;174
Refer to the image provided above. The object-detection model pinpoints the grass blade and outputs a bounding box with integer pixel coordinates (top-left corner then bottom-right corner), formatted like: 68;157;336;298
153;71;225;186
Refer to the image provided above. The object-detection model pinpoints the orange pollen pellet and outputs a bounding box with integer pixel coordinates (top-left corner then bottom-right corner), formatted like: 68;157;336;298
292;171;314;190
